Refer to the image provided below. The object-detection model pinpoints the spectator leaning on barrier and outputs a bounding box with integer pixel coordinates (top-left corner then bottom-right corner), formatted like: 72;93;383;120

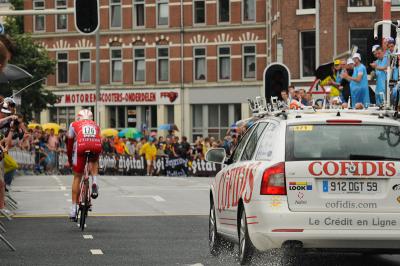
176;136;190;176
102;137;113;153
125;138;136;156
114;137;126;155
163;138;176;158
140;137;157;176
58;129;67;152
341;53;370;109
136;137;146;156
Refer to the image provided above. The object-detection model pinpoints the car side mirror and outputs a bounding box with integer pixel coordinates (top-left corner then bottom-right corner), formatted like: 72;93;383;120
205;148;226;165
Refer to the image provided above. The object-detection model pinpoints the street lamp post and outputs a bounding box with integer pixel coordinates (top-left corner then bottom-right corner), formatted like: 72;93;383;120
95;29;101;126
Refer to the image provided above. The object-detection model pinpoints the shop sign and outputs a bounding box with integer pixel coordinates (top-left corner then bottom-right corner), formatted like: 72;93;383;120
52;89;180;106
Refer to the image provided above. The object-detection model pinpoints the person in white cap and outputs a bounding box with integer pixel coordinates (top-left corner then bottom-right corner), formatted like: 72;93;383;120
341;53;370;108
372;45;380;52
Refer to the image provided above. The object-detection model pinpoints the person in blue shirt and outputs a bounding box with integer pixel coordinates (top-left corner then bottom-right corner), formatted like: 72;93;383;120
370;46;388;106
341;53;370;109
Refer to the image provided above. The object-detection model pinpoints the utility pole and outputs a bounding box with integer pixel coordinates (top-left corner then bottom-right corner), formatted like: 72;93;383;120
315;0;320;67
383;0;392;40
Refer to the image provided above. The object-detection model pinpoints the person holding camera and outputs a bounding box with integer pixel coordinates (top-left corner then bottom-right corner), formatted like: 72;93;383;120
0;101;21;216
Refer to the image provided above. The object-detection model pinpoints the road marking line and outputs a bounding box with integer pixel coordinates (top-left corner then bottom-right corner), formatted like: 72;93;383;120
119;195;166;202
64;193;69;197
60;186;67;191
153;196;166;202
189;264;204;266
66;199;72;202
90;249;103;255
83;235;93;239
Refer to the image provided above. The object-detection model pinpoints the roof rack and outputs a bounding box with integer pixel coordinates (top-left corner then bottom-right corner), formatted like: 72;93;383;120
248;96;399;120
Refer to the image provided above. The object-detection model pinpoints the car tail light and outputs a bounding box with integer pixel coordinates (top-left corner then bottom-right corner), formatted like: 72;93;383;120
260;162;286;195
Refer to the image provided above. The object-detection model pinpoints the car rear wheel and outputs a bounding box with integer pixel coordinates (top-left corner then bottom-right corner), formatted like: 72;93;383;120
238;208;254;265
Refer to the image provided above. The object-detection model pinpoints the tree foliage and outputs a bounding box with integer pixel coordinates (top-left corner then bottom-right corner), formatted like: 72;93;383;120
0;0;57;121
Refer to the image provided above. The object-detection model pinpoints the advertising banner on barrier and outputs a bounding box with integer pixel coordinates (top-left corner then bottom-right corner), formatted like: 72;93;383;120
9;149;222;177
97;154;222;177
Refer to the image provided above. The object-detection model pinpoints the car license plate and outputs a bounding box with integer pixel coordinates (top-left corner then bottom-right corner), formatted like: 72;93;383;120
322;180;380;194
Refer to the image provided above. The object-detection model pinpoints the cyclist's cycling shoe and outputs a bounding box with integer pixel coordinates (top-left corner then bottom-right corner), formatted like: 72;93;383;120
91;183;99;199
69;208;77;222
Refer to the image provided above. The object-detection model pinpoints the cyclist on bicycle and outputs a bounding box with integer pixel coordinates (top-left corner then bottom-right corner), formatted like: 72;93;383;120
67;109;102;220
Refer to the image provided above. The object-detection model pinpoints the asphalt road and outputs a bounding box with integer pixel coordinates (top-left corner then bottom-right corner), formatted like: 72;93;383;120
1;175;400;265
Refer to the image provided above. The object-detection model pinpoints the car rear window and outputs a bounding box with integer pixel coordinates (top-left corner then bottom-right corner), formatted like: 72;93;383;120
285;124;400;161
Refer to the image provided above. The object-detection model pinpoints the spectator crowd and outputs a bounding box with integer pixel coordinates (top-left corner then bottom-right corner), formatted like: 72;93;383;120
278;36;400;111
101;133;235;176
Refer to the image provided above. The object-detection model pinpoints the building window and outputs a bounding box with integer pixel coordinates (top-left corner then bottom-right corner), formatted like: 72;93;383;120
218;46;231;80
350;29;374;73
49;107;75;127
194;0;205;24
348;0;373;7
243;45;256;79
108;106;133;129
157;0;169;26
33;0;45;32
142;106;158;131
55;0;67;31
243;0;255;22
157;47;169;82
192;105;203;141
192;104;241;142
57;52;68;85
134;48;145;82
194;47;206;81
218;0;229;23
300;31;315;78
166;105;174;124
111;48;123;83
79;51;91;84
110;0;122;28
134;0;145;27
300;0;315;9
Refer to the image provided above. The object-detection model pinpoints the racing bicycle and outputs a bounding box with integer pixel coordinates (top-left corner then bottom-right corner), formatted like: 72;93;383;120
74;151;93;231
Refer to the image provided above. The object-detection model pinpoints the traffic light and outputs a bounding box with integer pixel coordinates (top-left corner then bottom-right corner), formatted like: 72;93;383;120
74;0;99;35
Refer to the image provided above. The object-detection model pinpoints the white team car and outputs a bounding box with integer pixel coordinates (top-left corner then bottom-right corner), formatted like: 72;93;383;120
206;108;400;265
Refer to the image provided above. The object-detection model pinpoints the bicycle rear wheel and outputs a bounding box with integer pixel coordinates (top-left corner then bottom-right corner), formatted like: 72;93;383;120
79;206;88;231
79;181;89;231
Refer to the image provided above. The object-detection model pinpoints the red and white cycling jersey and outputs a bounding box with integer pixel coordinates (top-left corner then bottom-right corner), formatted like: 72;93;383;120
67;120;102;174
68;120;102;155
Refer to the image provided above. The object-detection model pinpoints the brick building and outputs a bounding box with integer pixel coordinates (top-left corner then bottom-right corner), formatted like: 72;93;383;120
24;0;267;141
266;0;400;96
24;0;400;140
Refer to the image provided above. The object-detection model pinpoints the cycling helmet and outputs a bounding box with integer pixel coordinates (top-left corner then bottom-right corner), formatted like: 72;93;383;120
77;109;93;121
